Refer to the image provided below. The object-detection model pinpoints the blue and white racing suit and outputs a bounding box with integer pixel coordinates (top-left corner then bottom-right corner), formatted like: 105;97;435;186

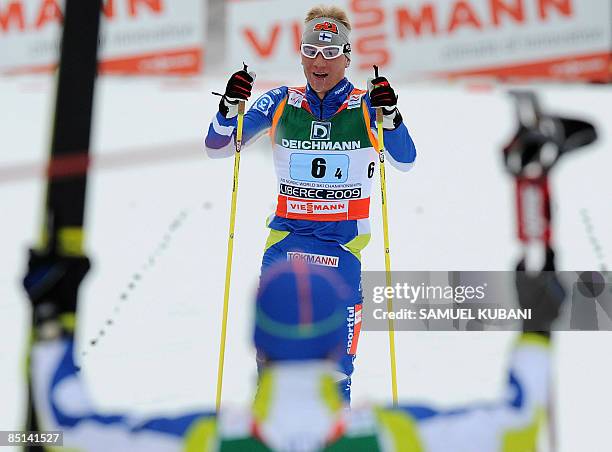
30;333;551;451
205;78;417;400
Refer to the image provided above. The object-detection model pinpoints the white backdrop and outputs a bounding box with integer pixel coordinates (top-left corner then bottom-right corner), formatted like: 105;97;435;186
228;0;611;81
0;0;206;74
1;1;609;79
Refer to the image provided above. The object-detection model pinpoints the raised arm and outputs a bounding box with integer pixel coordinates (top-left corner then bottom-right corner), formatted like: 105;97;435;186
30;337;210;452
204;70;287;158
381;270;565;451
24;251;209;451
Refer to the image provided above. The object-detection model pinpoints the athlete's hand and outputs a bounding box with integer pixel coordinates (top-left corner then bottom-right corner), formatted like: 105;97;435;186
367;76;402;129
368;76;397;108
219;68;256;118
515;249;566;334
23;249;90;335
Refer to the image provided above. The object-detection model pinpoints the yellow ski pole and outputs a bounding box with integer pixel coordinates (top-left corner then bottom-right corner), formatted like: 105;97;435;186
372;65;399;406
215;88;247;413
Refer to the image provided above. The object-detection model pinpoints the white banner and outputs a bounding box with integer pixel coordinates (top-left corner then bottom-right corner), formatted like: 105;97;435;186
227;0;611;82
0;0;205;75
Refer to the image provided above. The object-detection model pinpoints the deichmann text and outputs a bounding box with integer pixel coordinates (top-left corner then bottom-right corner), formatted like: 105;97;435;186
281;139;361;150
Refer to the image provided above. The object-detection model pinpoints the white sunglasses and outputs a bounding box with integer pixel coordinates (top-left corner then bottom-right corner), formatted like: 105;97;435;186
300;43;345;60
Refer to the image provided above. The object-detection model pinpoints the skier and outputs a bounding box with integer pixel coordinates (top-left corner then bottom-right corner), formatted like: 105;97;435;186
205;5;417;400
27;260;563;451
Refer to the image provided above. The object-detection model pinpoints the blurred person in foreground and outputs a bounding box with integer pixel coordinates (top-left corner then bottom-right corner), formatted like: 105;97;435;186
204;4;417;401
28;260;563;451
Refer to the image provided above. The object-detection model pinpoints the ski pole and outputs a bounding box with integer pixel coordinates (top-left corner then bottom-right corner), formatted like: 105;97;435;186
216;85;247;413
23;0;101;446
373;65;399;406
505;90;597;452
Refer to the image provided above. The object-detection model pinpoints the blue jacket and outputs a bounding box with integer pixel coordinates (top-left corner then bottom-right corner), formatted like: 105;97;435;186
205;78;417;245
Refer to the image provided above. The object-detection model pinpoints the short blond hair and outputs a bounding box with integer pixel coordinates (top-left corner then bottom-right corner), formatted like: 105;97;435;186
305;5;351;31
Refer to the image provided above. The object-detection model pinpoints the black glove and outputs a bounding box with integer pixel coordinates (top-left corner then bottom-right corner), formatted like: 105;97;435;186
219;69;255;118
503;117;597;177
23;249;90;337
515;249;565;335
368;76;402;129
503;125;557;176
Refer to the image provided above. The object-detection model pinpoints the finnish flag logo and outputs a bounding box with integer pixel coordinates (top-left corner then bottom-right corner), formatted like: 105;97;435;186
319;32;332;43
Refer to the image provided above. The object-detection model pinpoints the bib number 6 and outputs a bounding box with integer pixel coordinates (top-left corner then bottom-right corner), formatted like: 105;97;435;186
310;158;344;180
311;158;326;178
290;153;349;183
367;162;375;178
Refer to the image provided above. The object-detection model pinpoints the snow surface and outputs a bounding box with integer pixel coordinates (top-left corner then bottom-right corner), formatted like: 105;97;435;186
1;75;611;451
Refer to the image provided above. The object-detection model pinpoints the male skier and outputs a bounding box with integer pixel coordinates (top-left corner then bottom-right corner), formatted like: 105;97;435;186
27;260;563;451
205;5;417;400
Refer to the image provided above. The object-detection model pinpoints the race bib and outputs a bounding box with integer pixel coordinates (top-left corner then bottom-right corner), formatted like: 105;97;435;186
289;153;349;183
